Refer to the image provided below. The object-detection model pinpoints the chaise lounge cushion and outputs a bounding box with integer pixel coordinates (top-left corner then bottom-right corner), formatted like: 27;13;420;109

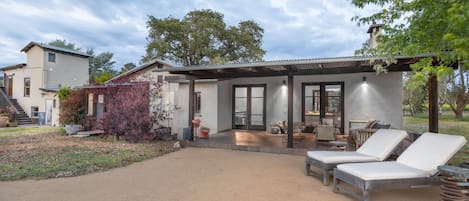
337;161;429;180
307;151;378;164
356;129;408;160
396;132;467;175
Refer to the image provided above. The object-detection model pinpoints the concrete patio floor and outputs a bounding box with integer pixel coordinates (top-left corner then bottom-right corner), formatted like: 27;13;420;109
0;148;438;201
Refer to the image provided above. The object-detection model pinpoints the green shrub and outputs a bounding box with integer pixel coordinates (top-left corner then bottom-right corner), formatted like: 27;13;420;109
58;128;67;135
57;86;72;101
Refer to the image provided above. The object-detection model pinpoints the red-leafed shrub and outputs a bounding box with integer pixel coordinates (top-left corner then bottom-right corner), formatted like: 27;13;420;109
59;88;87;125
103;83;151;142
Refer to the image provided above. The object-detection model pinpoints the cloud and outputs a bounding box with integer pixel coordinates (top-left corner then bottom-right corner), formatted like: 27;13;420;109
0;0;378;68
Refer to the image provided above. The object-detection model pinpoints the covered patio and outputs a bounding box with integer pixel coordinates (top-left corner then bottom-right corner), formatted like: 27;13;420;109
188;129;352;155
160;55;441;149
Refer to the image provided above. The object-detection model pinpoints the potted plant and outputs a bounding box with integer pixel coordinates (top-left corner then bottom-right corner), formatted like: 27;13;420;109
192;119;201;128
198;126;210;139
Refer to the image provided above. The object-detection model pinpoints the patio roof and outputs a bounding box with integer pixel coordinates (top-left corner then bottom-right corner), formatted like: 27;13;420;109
156;55;432;79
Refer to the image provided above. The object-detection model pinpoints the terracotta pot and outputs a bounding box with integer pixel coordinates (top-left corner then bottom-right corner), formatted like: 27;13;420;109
192;119;201;128
198;129;209;139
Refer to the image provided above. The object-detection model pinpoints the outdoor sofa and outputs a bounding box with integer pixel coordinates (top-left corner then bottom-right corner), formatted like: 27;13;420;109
333;132;467;201
305;129;408;185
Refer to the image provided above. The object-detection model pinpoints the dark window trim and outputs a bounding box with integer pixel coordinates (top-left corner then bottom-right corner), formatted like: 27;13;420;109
232;84;267;130
24;77;30;97
157;75;164;83
31;106;39;118
48;53;56;63
194;92;201;115
301;82;345;133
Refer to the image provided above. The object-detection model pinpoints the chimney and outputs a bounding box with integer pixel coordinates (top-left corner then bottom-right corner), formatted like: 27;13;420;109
367;24;383;49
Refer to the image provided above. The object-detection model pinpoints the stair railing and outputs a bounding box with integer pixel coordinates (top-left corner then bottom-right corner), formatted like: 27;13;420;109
0;89;19;114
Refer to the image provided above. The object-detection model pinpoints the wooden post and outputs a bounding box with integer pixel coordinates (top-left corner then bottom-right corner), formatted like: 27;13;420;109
188;79;195;140
287;74;294;148
428;75;438;133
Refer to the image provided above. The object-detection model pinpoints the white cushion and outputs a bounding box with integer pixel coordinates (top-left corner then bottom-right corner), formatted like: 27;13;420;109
337;161;429;180
397;132;467;175
356;129;408;160
307;151;378;164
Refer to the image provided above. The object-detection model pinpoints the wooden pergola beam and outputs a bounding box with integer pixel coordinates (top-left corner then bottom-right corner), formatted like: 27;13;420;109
188;79;195;140
428;75;438;132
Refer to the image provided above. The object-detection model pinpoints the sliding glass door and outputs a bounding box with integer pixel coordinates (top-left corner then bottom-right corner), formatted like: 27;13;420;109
233;85;266;130
302;82;344;133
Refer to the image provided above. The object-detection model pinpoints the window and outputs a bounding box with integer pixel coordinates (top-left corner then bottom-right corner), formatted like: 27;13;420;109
24;78;30;96
195;92;201;115
157;75;164;83
88;93;94;116
31;106;39;118
48;53;56;62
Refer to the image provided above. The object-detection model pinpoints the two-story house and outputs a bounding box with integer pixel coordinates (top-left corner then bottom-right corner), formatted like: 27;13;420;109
1;42;90;126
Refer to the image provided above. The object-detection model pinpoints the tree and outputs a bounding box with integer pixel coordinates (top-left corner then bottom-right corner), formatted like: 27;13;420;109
403;72;427;116
142;9;265;66
351;0;469;119
87;49;117;83
48;39;80;51
119;62;137;74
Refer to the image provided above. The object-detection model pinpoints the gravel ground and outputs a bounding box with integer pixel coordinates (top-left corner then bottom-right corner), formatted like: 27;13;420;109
0;148;439;201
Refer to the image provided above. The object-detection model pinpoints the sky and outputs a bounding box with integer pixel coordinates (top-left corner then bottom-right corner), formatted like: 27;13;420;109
0;0;379;69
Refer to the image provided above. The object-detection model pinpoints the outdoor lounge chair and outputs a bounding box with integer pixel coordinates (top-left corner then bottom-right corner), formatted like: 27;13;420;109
333;132;467;201
305;129;408;185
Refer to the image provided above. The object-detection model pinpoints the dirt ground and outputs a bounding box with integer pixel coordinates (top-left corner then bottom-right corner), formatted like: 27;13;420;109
0;148;439;201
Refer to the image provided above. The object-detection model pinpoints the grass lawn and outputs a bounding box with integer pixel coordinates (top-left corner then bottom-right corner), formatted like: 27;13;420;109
0;127;61;139
404;111;469;165
0;129;178;181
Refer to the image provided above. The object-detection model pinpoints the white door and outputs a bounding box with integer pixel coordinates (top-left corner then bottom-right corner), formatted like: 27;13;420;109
45;100;53;125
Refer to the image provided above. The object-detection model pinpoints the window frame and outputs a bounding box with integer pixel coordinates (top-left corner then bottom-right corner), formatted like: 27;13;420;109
194;92;201;115
31;106;39;118
48;53;56;63
157;75;164;83
88;93;94;116
24;77;30;97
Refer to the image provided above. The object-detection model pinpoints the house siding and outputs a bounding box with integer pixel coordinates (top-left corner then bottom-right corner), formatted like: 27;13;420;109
43;50;89;88
174;72;403;135
3;44;89;127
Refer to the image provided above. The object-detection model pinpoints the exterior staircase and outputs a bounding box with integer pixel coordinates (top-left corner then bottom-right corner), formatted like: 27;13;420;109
9;99;35;125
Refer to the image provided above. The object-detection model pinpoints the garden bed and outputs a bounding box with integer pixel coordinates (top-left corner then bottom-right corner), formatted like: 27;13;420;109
0;132;178;181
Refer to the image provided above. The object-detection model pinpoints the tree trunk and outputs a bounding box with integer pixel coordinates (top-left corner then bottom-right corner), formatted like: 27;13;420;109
455;101;465;120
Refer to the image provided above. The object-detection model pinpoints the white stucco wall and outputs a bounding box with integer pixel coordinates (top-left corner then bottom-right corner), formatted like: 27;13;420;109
217;80;232;131
172;72;403;135
174;81;219;137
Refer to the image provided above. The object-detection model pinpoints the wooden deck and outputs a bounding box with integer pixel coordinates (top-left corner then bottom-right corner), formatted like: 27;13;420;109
187;129;351;155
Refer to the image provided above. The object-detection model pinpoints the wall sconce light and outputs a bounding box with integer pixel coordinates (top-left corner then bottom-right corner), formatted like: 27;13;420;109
282;80;286;86
362;76;368;87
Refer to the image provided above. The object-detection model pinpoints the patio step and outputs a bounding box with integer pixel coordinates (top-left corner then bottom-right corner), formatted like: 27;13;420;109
186;141;311;156
71;130;105;138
